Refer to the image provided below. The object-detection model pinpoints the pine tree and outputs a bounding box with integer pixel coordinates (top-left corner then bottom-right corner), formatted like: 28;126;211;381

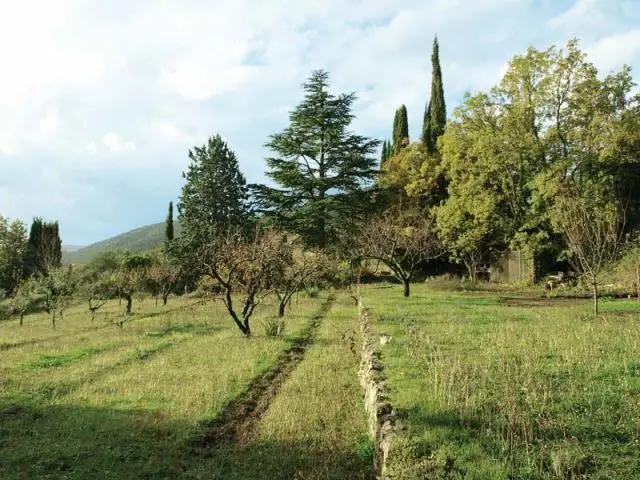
252;70;379;248
392;105;409;154
177;134;250;247
165;201;174;242
422;36;447;153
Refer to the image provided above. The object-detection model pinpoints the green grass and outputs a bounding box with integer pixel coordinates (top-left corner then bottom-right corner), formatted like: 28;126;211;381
362;283;640;479
0;292;373;479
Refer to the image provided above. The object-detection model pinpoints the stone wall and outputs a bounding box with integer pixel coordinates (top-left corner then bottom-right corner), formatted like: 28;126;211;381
358;297;399;479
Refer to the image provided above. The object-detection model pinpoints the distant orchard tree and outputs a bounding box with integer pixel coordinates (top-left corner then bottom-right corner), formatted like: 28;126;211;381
201;226;288;336
353;211;444;297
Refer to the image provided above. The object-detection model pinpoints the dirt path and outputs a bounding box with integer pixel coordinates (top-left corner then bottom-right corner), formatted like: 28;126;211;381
192;294;335;452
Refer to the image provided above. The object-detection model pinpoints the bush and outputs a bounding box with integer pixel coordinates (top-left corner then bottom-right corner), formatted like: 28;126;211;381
263;317;285;337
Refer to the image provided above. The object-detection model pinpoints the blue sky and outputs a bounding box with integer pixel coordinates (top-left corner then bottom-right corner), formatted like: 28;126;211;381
1;0;639;246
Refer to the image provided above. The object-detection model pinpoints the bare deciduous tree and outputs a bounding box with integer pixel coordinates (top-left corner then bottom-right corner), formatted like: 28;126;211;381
201;227;287;336
272;242;330;317
554;196;625;315
353;212;444;297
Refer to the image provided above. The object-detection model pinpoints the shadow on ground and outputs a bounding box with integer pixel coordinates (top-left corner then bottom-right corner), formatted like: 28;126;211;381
0;398;373;480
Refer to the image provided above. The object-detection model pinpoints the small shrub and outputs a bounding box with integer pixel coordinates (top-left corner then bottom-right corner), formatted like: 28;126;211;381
355;435;375;462
264;317;286;337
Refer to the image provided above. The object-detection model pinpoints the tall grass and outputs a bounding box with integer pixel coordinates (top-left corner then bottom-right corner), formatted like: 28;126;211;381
363;284;640;479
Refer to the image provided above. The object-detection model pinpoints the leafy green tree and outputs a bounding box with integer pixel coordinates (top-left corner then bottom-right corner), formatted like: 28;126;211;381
9;277;40;325
177;134;250;248
392;105;409;154
0;215;28;295
165;201;174;242
422;36;447;153
35;266;77;328
436;39;639;270
252;70;380;249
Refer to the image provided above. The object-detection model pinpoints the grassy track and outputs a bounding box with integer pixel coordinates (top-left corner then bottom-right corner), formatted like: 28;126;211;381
362;283;640;479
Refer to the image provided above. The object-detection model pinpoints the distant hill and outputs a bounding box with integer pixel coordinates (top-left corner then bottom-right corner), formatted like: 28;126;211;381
61;245;86;253
63;221;181;264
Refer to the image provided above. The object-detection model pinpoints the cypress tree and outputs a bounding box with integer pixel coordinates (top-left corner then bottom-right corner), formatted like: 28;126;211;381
422;36;447;153
25;218;61;276
392;105;409;155
380;141;388;167
165;201;174;242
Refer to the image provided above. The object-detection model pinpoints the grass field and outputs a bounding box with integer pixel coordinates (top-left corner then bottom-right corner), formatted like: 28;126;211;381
362;283;640;479
0;292;370;479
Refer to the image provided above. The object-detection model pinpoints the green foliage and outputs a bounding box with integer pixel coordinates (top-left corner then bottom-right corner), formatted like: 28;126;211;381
422;36;447;154
252;69;380;249
392;104;409;155
434;39;639;274
263;316;286;337
165;201;174;242
177;134;250;249
0;215;28;295
25;218;62;277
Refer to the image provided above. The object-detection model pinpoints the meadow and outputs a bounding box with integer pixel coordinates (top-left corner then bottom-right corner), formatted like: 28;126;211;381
0;293;371;479
362;283;640;479
2;283;640;479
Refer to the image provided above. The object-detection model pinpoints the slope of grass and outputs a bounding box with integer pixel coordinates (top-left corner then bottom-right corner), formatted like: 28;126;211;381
362;283;640;479
63;221;182;264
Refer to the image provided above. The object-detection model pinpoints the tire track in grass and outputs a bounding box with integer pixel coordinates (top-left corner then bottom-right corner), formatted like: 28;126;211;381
193;294;335;451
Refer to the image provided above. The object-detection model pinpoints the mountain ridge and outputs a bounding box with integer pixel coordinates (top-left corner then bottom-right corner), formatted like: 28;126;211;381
63;221;181;264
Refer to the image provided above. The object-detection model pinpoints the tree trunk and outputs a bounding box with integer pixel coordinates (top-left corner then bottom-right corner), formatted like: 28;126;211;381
155;296;158;308
19;313;24;326
636;264;639;301
163;293;169;306
403;279;410;297
593;282;599;317
278;301;286;317
52;310;56;329
126;295;133;315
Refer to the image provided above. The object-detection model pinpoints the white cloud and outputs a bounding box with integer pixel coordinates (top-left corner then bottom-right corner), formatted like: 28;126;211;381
587;29;640;73
102;132;136;153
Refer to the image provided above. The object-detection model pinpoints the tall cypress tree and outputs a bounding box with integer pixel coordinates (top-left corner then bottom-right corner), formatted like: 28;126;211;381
252;69;379;249
165;201;174;242
392;105;409;155
25;218;61;277
422;36;447;153
380;141;389;167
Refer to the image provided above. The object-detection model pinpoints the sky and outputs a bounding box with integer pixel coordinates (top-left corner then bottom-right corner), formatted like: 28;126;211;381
1;0;639;246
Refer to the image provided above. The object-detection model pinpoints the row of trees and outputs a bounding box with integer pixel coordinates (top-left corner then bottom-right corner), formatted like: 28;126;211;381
2;36;639;330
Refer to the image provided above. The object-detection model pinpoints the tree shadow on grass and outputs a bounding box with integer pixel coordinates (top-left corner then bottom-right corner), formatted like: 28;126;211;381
0;399;373;480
